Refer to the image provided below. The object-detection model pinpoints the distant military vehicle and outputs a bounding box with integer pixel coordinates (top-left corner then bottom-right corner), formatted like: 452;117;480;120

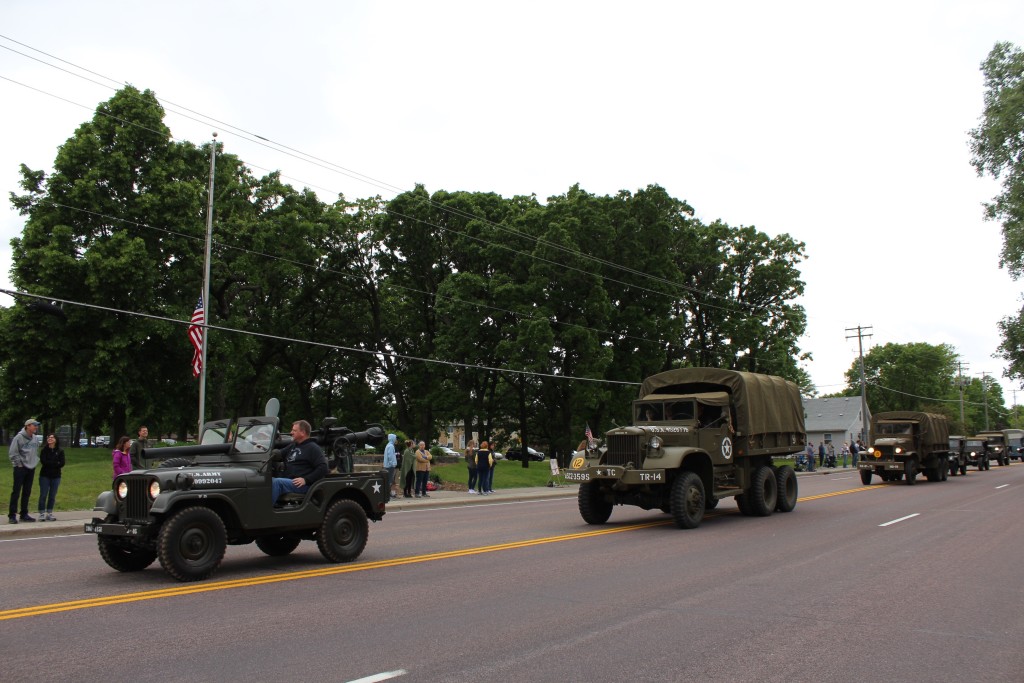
566;368;805;529
85;400;389;581
1002;428;1024;462
963;437;989;470
947;435;967;476
859;411;950;485
977;431;1011;467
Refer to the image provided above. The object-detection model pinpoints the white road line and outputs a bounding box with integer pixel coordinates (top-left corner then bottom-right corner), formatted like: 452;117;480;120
879;513;920;527
996;484;1009;489
347;670;407;683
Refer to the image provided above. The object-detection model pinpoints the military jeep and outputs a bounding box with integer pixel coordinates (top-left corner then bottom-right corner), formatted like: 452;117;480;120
85;402;389;581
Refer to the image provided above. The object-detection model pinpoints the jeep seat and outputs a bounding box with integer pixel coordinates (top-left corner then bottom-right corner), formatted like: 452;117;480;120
277;492;305;505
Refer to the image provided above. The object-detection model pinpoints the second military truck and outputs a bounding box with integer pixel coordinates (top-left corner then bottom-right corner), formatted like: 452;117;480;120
567;368;805;529
859;411;951;485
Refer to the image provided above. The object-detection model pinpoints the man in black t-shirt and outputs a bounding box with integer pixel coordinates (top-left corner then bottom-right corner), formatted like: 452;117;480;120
271;420;328;504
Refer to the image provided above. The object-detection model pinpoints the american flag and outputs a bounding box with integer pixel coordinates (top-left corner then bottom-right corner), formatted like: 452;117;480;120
188;296;205;377
585;423;595;447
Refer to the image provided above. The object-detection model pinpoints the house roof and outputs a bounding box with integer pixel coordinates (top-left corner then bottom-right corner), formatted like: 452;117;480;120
802;397;865;432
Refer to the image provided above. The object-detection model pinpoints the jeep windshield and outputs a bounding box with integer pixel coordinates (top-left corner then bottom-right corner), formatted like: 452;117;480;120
199;418;277;454
635;400;695;422
876;422;914;436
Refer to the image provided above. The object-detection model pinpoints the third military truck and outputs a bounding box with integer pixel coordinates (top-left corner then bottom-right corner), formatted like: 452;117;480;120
859;411;951;485
566;368;805;529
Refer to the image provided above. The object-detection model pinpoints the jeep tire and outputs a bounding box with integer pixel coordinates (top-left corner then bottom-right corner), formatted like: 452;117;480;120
98;538;158;572
255;534;302;557
578;481;613;525
317;499;369;563
670;471;705;529
158;506;227;582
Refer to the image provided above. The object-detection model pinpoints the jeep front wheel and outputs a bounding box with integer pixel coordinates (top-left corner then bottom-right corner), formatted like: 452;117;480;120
578;481;612;525
158;506;227;581
317;499;369;563
98;538;157;572
255;535;301;557
670;471;705;529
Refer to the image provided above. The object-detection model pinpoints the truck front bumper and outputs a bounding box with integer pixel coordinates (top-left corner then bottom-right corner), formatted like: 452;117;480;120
564;466;666;485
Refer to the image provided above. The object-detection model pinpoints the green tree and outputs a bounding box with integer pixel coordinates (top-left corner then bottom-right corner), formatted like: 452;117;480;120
842;342;960;414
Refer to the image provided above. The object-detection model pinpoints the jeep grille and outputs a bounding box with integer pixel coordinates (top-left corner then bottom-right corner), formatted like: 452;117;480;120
605;434;643;468
122;476;152;521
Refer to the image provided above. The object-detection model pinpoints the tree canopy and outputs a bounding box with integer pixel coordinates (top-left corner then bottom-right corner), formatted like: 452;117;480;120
1;86;814;458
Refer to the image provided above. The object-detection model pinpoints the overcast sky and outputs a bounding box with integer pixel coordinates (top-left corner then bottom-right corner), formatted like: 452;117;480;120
3;1;1024;401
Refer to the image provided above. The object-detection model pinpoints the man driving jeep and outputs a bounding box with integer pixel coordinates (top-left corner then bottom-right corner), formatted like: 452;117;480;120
271;420;328;505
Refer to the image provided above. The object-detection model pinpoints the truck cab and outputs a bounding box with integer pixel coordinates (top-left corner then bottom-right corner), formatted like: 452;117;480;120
859;411;951;485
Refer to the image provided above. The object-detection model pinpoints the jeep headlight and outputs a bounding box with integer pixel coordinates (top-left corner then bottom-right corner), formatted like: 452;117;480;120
116;481;128;500
648;436;663;450
149;480;162;500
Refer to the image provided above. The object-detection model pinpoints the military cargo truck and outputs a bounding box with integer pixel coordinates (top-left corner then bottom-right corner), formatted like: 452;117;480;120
963;437;989;470
978;431;1011;466
1002;429;1024;461
566;368;805;529
859;411;950;485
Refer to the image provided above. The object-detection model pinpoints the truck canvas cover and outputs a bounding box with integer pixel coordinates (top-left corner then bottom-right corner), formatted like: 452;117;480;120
639;368;804;437
873;411;949;449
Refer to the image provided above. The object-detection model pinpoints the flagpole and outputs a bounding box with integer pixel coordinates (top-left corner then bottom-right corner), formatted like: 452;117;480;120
198;133;217;438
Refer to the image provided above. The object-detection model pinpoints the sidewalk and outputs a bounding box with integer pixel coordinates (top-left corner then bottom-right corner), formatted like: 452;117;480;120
0;484;580;540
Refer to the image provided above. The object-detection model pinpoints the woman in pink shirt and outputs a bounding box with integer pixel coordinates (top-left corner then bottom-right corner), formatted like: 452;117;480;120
112;435;132;479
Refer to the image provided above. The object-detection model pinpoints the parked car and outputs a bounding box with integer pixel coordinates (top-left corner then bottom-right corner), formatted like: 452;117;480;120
161;438;176;446
504;446;545;461
438;446;462;458
95;436;110;447
79;438;90;447
492;450;504;460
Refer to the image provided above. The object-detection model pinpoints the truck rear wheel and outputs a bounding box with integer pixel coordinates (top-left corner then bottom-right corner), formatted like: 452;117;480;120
748;465;777;516
158;506;227;582
578;481;613;525
775;465;797;512
98;537;158;572
670;471;705;529
860;469;873;485
317;499;369;563
904;460;917;485
960;463;967;475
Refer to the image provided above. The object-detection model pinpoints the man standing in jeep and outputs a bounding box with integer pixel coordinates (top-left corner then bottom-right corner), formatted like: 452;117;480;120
272;420;328;504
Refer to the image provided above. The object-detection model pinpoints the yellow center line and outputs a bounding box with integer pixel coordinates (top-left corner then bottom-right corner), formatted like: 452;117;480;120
1;484;879;621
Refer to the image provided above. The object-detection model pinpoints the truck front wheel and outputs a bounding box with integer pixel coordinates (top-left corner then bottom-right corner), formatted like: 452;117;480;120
158;506;227;581
578;482;612;525
317;499;369;563
748;465;777;516
904;460;917;485
670;472;705;529
860;469;873;485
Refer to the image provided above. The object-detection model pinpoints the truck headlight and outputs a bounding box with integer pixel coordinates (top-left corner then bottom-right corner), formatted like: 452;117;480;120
149;480;161;500
116;481;128;500
648;436;663;450
895;447;903;455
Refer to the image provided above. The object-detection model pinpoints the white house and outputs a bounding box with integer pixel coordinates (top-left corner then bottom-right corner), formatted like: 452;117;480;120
802;396;870;450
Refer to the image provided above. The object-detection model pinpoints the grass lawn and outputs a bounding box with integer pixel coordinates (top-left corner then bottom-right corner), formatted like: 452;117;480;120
0;449;567;512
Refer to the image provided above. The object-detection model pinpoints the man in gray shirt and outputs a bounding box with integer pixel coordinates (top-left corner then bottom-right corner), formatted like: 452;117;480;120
9;418;41;523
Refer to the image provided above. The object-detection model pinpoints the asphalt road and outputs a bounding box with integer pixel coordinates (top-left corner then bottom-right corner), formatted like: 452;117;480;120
2;466;1023;682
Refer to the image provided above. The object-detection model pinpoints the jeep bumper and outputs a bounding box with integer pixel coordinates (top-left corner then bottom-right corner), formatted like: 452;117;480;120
84;518;155;539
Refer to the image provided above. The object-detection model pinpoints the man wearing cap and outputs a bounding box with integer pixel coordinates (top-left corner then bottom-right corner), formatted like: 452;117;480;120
8;418;42;523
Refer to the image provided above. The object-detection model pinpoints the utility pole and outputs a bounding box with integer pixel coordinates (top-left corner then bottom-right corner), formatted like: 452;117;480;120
980;371;991;431
846;325;873;443
957;361;969;434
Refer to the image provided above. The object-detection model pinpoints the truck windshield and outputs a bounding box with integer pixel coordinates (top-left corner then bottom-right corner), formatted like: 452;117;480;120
636;404;664;422
876;422;914;436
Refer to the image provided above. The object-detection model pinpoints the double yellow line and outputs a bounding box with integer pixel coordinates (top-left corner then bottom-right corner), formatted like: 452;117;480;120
2;485;877;621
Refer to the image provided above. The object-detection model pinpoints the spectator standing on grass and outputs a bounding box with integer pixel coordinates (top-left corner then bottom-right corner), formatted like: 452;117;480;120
8;418;41;524
401;439;415;498
37;434;65;521
851;439;860;468
465;439;478;494
818;441;826;468
112;436;132;479
806;441;815;472
414;441;432;498
474;441;494;495
841;442;850;468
